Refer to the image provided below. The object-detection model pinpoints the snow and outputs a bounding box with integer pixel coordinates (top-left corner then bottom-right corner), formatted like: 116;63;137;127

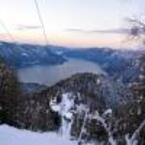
0;124;77;145
103;109;112;116
78;108;89;144
50;93;102;144
50;93;75;138
22;52;28;56
59;93;75;118
0;91;104;145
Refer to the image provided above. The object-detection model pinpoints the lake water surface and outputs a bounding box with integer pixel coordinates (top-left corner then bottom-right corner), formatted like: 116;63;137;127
17;59;104;86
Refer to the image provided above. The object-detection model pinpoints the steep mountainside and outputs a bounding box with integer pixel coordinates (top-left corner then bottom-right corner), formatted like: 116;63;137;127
0;41;66;68
0;42;145;144
4;73;134;142
0;41;142;85
1;65;145;144
63;48;141;83
19;83;47;95
0;41;141;84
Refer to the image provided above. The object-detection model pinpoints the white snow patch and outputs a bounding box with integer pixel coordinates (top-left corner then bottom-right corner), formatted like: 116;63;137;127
0;124;77;145
50;93;75;138
103;109;112;116
22;52;28;56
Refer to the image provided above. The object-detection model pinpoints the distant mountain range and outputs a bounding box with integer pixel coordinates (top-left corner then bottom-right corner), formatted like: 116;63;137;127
0;42;145;144
0;41;143;83
0;41;66;68
50;46;142;83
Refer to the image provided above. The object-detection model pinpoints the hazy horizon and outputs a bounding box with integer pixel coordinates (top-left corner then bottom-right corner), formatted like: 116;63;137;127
0;0;144;49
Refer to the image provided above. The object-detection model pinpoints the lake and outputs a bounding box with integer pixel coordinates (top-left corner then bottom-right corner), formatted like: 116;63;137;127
17;59;104;86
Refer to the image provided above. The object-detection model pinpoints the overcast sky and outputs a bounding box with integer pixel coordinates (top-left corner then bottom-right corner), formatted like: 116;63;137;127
0;0;144;48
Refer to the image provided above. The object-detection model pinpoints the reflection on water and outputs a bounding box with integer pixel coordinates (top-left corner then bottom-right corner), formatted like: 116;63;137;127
17;59;104;86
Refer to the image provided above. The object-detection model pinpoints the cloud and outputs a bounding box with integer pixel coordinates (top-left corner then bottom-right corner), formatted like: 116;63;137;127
66;28;130;34
66;28;86;33
16;25;42;31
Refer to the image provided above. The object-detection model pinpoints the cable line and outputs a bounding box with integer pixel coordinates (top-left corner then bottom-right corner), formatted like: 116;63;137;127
34;0;49;45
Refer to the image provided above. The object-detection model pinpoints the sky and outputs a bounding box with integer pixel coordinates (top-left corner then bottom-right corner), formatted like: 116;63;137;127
0;0;144;49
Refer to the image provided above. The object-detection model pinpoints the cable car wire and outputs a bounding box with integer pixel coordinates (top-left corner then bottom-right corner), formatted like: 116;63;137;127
34;0;49;45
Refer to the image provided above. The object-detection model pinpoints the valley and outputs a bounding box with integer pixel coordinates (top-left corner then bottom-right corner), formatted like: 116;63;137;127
0;41;145;145
17;58;104;86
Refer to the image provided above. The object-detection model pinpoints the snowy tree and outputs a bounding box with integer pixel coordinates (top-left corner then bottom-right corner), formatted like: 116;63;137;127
126;16;145;44
78;108;145;145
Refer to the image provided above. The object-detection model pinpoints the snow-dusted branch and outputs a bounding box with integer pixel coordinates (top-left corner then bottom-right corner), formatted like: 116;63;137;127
78;108;89;145
50;93;145;145
125;119;145;145
91;110;117;145
77;106;145;145
132;119;145;141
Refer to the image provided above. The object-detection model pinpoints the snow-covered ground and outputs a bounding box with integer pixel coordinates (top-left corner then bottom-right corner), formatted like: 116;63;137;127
0;93;100;145
0;124;77;145
50;93;76;137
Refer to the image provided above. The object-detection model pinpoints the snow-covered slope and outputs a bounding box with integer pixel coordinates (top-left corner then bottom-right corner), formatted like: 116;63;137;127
0;124;77;145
